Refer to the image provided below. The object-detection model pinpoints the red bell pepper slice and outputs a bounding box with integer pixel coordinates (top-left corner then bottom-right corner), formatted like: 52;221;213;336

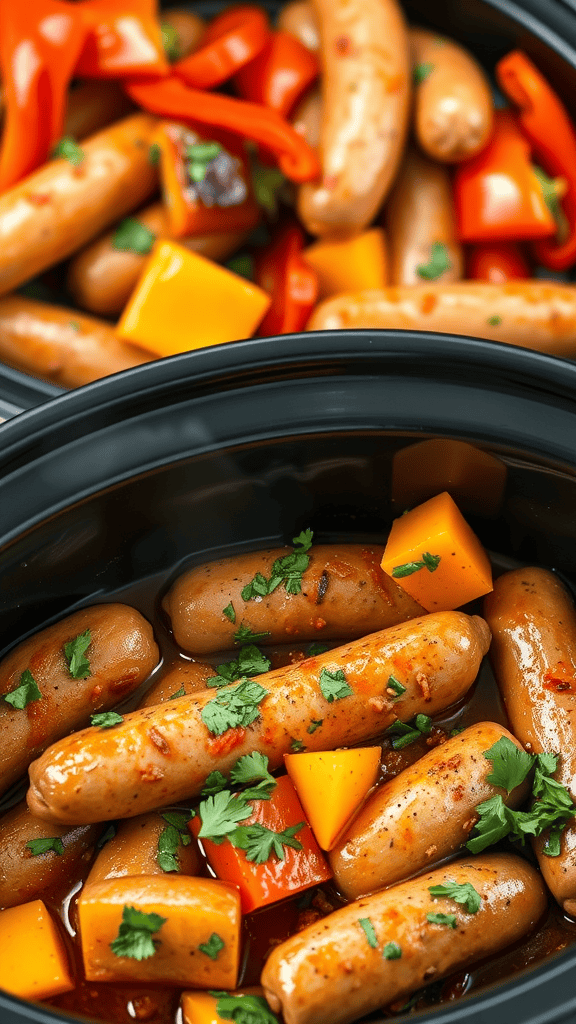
255;223;319;336
234;30;320;119
124;74;320;182
466;242;531;282
0;0;88;191
75;0;168;78
174;5;271;90
497;49;576;271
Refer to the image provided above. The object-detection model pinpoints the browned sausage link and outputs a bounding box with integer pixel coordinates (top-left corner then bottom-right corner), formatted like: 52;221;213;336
384;145;464;285
410;28;494;163
161;9;206;60
163;544;424;655
306;282;576;358
64;82;135;141
0;603;159;795
277;0;320;51
0;800;99;910
67;201;248;318
0;113;158;298
292;87;322;150
0;296;150;388
262;853;547;1024
84;811;200;888
138;661;215;709
297;0;410;237
330;721;529;899
484;568;576;915
27;611;489;825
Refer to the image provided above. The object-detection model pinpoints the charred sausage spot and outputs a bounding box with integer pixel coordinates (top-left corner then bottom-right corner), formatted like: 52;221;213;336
149;727;170;755
316;571;329;605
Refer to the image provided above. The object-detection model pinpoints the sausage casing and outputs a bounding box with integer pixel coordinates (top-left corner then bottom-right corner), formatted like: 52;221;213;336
330;721;529;898
27;611;490;824
84;811;200;887
261;853;547;1024
163;544;424;654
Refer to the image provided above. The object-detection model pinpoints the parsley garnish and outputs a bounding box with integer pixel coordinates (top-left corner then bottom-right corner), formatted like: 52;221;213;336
413;61;435;83
4;669;42;709
290;738;306;752
207;645;271;687
160;20;180;61
383;941;402;959
169;686;186;699
416;242;452;281
386;675;406;697
197;790;253;841
427;912;457;928
241;530;314;600
392;552;441;578
91;711;123;729
202;771;229;796
319;667;353;702
110;906;167;960
223;602;236;623
52;136;85;166
226;254;254;281
233;625;272;645
156;810;193;872
483;736;534;794
386;714;432;749
199;933;225;959
307;719;323;734
228;821;304;863
149;142;161;165
210;992;279;1024
251;162;290;219
308;642;330;656
96;823;117;850
64;628;91;679
26;837;64;857
428;881;481;913
488;315;502;326
186;141;222;183
358;917;378;948
201;678;267;736
112;218;156;256
230;751;275;789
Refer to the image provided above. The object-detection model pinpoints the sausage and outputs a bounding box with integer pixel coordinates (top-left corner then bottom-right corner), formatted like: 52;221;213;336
410;28;494;163
27;612;489;825
296;0;410;237
162;9;206;60
0;296;150;388
84;811;200;887
261;853;547;1024
64;82;134;141
0;603;159;795
292;87;322;150
139;661;215;709
330;722;529;899
0;113;158;298
484;568;576;916
306;281;576;358
162;544;424;655
67;202;248;318
384;145;464;285
277;0;320;52
0;800;99;910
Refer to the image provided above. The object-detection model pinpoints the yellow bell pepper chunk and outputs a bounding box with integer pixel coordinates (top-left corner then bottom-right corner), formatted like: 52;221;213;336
116;240;271;357
381;491;493;612
303;229;388;300
0;900;74;1001
284;747;381;850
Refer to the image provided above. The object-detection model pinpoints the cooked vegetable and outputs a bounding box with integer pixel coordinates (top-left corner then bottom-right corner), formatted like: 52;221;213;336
235;30;319;117
0;899;74;1000
303;229;388;299
174;5;271;89
467;242;531;282
255;225;319;336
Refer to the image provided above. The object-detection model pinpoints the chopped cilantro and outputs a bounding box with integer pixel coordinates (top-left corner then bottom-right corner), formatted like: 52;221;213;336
199;933;225;960
96;823;117;850
26;837;64;857
308;642;330;656
202;771;229;796
52;136;85;166
201;678;268;735
428;881;481;913
416;242;452;281
4;669;42;709
223;602;236;623
110;906;166;960
319;667;353;702
307;718;323;734
241;530;314;600
427;912;457;928
207;644;271;687
488;315;502;326
386;675;406;697
392;552;441;578
112;218;156;256
290;738;306;752
157;810;193;873
483;736;535;794
91;711;123;729
413;61;435;83
210;992;279;1024
226;254;254;280
197;790;253;842
358;917;378;948
383;941;402;960
148;142;161;165
160;20;180;61
229;821;304;864
233;625;272;645
386;715;432;749
169;686;186;699
230;751;275;788
64;628;91;679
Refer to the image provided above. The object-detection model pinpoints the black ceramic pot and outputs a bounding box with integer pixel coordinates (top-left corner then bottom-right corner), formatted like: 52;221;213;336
2;333;576;1024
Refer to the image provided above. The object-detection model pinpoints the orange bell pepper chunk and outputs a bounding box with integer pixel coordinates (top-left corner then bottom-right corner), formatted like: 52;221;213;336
116;240;270;357
284;747;381;850
175;6;271;90
182;989;273;1024
76;0;169;78
154;121;260;238
234;30;319;119
303;228;389;300
0;900;74;1001
190;774;332;913
381;491;493;612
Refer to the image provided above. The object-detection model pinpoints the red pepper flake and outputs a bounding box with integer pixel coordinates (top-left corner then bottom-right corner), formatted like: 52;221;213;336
335;35;353;56
26;194;51;206
544;662;576;692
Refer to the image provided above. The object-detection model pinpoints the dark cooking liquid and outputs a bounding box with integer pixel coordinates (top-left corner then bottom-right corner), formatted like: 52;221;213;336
21;556;576;1024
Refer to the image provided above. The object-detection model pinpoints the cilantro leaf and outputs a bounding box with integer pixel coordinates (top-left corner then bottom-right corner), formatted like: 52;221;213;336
293;529;314;552
112;218;156;256
241;531;314;600
201;678;268;736
413;61;435;83
161;810;193;834
148;142;161;165
427;912;457;928
199;933;225;960
26;837;64;857
202;770;229;795
198;790;252;841
428;881;481;913
386;675;406;697
211;992;279;1024
64;629;92;679
358;917;378;948
251;161;289;219
229;821;304;864
386;715;432;750
230;751;275;788
160;20;180;61
290;738;306;752
319;667;353;703
483;736;535;794
465;794;515;854
4;669;42;709
383;941;402;960
157;824;181;872
308;643;330;656
96;823;117;850
488;315;502;327
416;243;452;281
110;906;166;960
208;645;271;687
226;254;254;280
392;552;441;578
223;603;236;623
169;686;186;698
307;719;323;734
233;625;271;645
52;136;84;166
91;711;123;729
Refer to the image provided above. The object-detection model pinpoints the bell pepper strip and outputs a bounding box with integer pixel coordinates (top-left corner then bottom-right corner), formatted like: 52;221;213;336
190;774;332;913
453;109;556;242
255;223;318;336
0;0;88;191
153;121;260;238
466;242;531;283
497;50;576;270
124;75;320;182
234;30;319;119
75;0;169;79
174;5;270;90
